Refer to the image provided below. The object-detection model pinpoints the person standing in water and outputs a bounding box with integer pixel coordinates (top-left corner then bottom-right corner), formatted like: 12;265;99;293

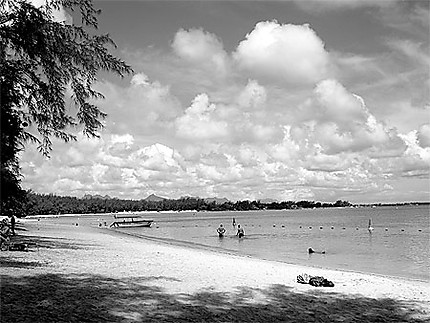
232;217;236;227
236;224;245;238
217;223;226;237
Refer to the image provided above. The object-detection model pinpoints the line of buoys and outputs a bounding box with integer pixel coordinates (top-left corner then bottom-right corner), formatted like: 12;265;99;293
294;226;423;233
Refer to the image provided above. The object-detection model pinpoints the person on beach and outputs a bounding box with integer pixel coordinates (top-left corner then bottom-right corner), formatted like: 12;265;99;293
10;215;16;236
236;224;245;238
217;224;226;237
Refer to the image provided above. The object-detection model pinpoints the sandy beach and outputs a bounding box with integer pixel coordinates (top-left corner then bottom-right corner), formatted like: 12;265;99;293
1;219;429;322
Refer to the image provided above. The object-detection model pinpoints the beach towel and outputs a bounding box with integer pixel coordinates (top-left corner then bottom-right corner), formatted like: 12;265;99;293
297;274;334;287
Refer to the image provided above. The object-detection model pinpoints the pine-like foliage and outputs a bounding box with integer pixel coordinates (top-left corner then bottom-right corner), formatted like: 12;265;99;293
0;0;132;216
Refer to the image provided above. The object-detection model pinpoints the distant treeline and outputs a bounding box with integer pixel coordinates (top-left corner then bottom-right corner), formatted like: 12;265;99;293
23;191;355;216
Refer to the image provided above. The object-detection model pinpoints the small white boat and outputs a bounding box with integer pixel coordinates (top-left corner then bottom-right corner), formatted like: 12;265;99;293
110;214;153;228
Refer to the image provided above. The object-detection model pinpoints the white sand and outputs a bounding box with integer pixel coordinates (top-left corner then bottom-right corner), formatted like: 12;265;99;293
2;220;429;321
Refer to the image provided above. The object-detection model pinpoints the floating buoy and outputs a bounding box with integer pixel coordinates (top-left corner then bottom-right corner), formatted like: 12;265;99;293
418;229;422;232
356;227;359;230
273;224;276;227
342;227;346;230
401;229;405;232
319;226;323;230
331;226;334;229
299;226;302;228
309;226;312;229
385;228;388;231
281;225;285;228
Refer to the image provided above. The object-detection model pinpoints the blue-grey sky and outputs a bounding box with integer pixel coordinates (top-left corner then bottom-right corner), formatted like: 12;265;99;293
21;0;429;203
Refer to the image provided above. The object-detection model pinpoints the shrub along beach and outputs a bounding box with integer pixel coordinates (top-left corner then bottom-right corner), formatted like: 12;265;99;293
1;216;429;322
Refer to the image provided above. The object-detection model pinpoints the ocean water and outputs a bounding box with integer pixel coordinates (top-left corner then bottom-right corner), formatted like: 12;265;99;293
35;205;429;281
113;205;429;281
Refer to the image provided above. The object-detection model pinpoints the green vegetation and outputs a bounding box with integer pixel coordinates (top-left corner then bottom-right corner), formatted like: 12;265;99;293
23;191;354;215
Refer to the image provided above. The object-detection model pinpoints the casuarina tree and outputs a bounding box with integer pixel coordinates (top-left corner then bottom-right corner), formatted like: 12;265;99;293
0;0;132;217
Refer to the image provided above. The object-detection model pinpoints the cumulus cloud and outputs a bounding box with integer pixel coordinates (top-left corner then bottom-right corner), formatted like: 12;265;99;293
96;72;182;137
172;28;229;75
237;79;267;110
294;79;406;155
417;124;430;148
233;20;331;84
18;9;429;203
175;93;229;140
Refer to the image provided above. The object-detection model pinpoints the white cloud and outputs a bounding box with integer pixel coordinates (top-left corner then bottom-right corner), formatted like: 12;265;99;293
233;20;331;84
175;93;229;140
417;124;430;148
293;79;406;155
131;143;185;172
96;73;182;137
110;134;134;148
172;28;229;75
18;8;429;203
386;39;430;66
237;79;267;110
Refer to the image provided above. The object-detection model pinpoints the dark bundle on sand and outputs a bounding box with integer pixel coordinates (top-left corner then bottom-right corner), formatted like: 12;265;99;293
297;273;334;287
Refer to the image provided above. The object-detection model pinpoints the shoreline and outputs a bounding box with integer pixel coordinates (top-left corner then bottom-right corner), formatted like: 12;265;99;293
109;226;429;284
1;219;429;322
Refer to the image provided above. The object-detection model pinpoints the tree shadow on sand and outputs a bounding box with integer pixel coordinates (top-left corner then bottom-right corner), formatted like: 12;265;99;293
9;233;98;250
1;273;428;323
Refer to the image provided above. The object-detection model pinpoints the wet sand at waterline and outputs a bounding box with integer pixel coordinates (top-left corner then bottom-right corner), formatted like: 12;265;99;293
1;219;429;322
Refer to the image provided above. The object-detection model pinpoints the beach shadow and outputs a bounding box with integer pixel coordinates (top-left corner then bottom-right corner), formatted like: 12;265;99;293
0;258;43;269
1;274;428;323
10;234;95;250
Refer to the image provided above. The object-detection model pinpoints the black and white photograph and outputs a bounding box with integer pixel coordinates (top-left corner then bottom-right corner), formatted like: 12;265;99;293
1;0;429;322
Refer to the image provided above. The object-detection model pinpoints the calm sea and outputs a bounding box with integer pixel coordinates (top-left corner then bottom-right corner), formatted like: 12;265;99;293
42;205;429;281
113;205;429;281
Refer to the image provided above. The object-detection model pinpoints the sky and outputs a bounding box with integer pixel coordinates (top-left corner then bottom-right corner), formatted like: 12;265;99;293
20;0;430;203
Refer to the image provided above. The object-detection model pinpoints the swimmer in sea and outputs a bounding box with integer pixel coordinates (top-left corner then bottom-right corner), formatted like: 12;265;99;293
236;224;245;238
217;223;226;237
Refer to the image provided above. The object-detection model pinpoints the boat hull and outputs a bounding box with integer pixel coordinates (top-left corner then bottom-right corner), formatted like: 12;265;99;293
110;220;153;228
